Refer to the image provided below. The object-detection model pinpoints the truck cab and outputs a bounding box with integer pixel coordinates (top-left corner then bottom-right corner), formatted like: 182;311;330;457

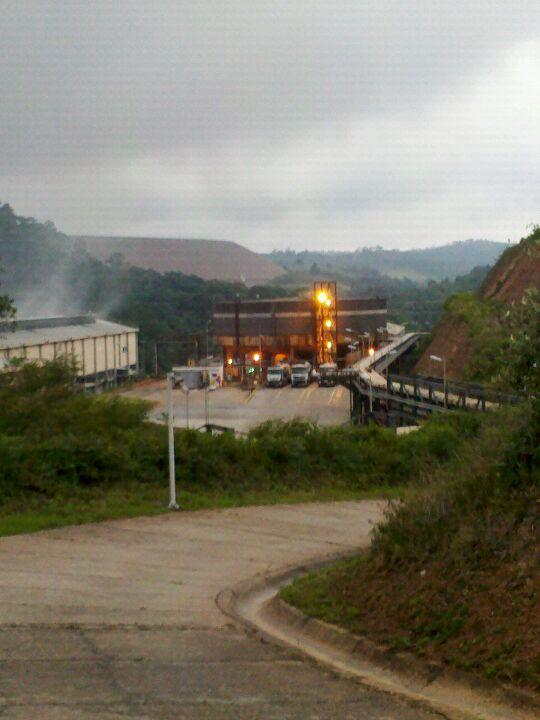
266;364;290;388
318;362;338;387
291;362;312;387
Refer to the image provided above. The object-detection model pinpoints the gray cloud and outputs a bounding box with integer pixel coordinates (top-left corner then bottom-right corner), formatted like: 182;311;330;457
1;1;539;250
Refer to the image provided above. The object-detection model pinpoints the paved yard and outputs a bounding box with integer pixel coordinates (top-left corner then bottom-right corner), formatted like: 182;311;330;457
123;381;350;433
0;502;440;718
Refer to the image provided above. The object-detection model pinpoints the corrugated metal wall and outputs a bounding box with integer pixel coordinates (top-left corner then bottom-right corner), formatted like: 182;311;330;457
213;297;387;347
0;331;138;379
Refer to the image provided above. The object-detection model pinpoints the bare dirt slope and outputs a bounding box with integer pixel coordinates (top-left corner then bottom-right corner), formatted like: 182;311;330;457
415;234;540;379
480;239;540;302
74;235;284;285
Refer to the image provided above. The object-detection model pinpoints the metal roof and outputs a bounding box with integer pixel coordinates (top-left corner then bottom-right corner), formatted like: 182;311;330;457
0;317;138;350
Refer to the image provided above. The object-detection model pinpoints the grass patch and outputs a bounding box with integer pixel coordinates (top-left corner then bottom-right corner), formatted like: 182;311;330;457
0;484;405;538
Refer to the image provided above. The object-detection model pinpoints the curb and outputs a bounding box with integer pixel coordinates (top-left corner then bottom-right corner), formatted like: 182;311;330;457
216;556;540;720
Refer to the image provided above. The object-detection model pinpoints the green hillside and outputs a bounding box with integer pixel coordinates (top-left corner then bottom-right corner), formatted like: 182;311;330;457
268;239;507;283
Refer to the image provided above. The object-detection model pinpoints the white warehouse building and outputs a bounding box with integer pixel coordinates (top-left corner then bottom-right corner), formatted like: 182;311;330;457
0;315;139;387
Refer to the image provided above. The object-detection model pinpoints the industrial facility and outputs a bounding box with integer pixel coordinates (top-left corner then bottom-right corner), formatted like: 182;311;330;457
213;282;387;373
0;315;139;388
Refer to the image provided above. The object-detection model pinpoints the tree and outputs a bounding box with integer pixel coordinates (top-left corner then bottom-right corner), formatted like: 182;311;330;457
498;288;540;396
0;264;15;321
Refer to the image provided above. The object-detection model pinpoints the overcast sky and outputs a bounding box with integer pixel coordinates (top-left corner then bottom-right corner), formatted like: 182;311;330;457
1;1;539;251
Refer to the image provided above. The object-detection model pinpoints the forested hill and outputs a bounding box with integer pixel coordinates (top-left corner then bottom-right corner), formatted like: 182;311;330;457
268;239;507;283
0;203;287;371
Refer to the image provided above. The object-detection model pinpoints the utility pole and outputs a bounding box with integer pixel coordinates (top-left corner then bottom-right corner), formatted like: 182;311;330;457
443;358;447;409
258;321;262;380
166;373;179;509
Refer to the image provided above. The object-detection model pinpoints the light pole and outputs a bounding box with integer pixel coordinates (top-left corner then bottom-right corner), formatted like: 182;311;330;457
166;372;179;509
185;387;190;427
204;320;210;426
430;354;447;408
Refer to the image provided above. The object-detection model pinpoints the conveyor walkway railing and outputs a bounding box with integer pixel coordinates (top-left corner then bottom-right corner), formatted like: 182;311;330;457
329;333;520;426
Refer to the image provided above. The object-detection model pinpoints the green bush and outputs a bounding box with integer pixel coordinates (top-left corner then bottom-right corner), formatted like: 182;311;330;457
0;359;487;506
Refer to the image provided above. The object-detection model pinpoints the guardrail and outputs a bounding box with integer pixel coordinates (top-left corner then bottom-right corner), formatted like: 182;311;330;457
327;367;521;427
387;373;522;409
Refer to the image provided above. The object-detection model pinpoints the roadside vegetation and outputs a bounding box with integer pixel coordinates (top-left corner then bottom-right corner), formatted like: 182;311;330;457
283;253;540;693
0;358;483;536
283;403;539;690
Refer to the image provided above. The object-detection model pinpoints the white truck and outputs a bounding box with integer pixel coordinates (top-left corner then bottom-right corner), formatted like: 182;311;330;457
266;364;291;388
290;361;312;388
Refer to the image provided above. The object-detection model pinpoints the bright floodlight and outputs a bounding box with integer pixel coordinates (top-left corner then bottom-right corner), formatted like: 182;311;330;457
325;319;332;328
317;291;328;304
326;340;333;350
368;347;375;357
326;298;332;307
227;358;233;365
253;352;260;362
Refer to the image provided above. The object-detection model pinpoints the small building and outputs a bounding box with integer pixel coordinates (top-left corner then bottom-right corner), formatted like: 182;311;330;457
0;315;139;387
172;364;224;390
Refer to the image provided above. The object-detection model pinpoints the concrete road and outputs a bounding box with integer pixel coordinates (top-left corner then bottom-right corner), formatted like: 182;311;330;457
123;382;350;433
0;503;440;719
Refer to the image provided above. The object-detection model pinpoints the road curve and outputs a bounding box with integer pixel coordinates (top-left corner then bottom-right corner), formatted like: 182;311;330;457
0;502;441;719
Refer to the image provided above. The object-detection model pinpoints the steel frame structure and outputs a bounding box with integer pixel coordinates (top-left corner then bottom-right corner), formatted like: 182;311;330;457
313;281;337;365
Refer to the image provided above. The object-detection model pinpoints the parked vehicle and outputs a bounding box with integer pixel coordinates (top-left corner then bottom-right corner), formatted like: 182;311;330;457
318;362;338;387
291;362;312;387
266;364;290;387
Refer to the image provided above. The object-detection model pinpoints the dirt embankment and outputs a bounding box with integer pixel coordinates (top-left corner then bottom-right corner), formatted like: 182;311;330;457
415;234;540;379
414;315;473;380
480;240;540;302
73;235;284;286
